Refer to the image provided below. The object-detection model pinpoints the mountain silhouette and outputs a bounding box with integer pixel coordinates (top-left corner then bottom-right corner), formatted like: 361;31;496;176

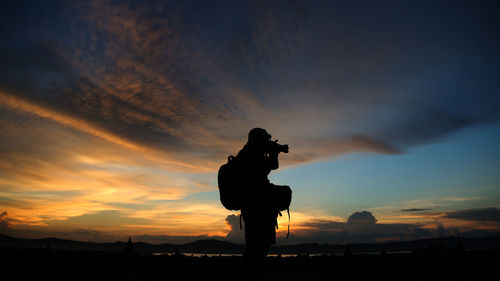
1;234;499;255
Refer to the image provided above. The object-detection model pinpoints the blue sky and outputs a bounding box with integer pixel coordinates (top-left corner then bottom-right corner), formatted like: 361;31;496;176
273;123;500;216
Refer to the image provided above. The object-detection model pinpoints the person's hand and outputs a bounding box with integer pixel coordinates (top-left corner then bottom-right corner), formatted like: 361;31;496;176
270;140;289;153
282;144;289;153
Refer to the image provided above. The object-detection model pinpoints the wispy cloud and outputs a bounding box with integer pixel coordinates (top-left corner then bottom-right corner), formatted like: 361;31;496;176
444;207;500;223
401;208;432;212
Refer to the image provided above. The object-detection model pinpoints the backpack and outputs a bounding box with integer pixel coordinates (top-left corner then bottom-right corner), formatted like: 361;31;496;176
217;155;292;237
217;155;245;211
270;185;292;212
270;184;292;238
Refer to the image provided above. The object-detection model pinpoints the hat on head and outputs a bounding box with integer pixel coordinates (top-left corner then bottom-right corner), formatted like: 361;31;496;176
248;128;271;144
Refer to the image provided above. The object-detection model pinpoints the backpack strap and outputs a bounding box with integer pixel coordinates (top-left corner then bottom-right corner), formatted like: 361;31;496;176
286;208;290;239
276;211;282;229
275;209;291;239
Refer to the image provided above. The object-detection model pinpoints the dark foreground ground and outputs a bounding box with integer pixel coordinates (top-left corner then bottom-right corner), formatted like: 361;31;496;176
1;248;499;281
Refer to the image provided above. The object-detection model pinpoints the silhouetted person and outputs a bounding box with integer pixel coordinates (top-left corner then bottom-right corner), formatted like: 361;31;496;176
343;245;352;257
122;237;137;255
236;128;290;279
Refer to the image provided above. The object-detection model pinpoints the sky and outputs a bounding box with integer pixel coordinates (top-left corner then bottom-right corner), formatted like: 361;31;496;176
0;0;499;245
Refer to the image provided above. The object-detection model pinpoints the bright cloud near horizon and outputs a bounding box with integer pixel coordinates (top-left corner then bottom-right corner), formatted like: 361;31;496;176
1;0;499;244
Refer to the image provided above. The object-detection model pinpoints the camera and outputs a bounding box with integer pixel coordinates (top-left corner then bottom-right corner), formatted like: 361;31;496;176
267;140;289;154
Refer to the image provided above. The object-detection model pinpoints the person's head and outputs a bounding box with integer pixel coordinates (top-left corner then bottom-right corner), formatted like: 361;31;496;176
248;128;271;145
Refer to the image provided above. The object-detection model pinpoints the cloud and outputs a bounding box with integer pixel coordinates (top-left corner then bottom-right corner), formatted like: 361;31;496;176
289;211;434;244
0;209;223;243
225;214;245;243
347;211;377;224
40;210;151;230
0;89;214;172
1;208;229;243
401;208;432;212
1;1;497;172
5;208;500;244
444;207;500;223
0;211;10;233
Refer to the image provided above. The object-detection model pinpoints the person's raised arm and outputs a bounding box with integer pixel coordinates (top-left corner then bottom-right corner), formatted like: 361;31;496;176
267;151;279;170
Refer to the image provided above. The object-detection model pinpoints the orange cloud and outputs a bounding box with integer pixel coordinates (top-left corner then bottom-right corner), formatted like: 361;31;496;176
0;100;221;234
0;90;212;172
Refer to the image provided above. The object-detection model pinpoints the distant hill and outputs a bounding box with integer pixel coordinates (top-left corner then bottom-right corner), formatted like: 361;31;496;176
271;235;500;254
1;234;499;255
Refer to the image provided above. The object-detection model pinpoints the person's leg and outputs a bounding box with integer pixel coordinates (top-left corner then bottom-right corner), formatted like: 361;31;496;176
243;212;260;280
243;210;275;280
